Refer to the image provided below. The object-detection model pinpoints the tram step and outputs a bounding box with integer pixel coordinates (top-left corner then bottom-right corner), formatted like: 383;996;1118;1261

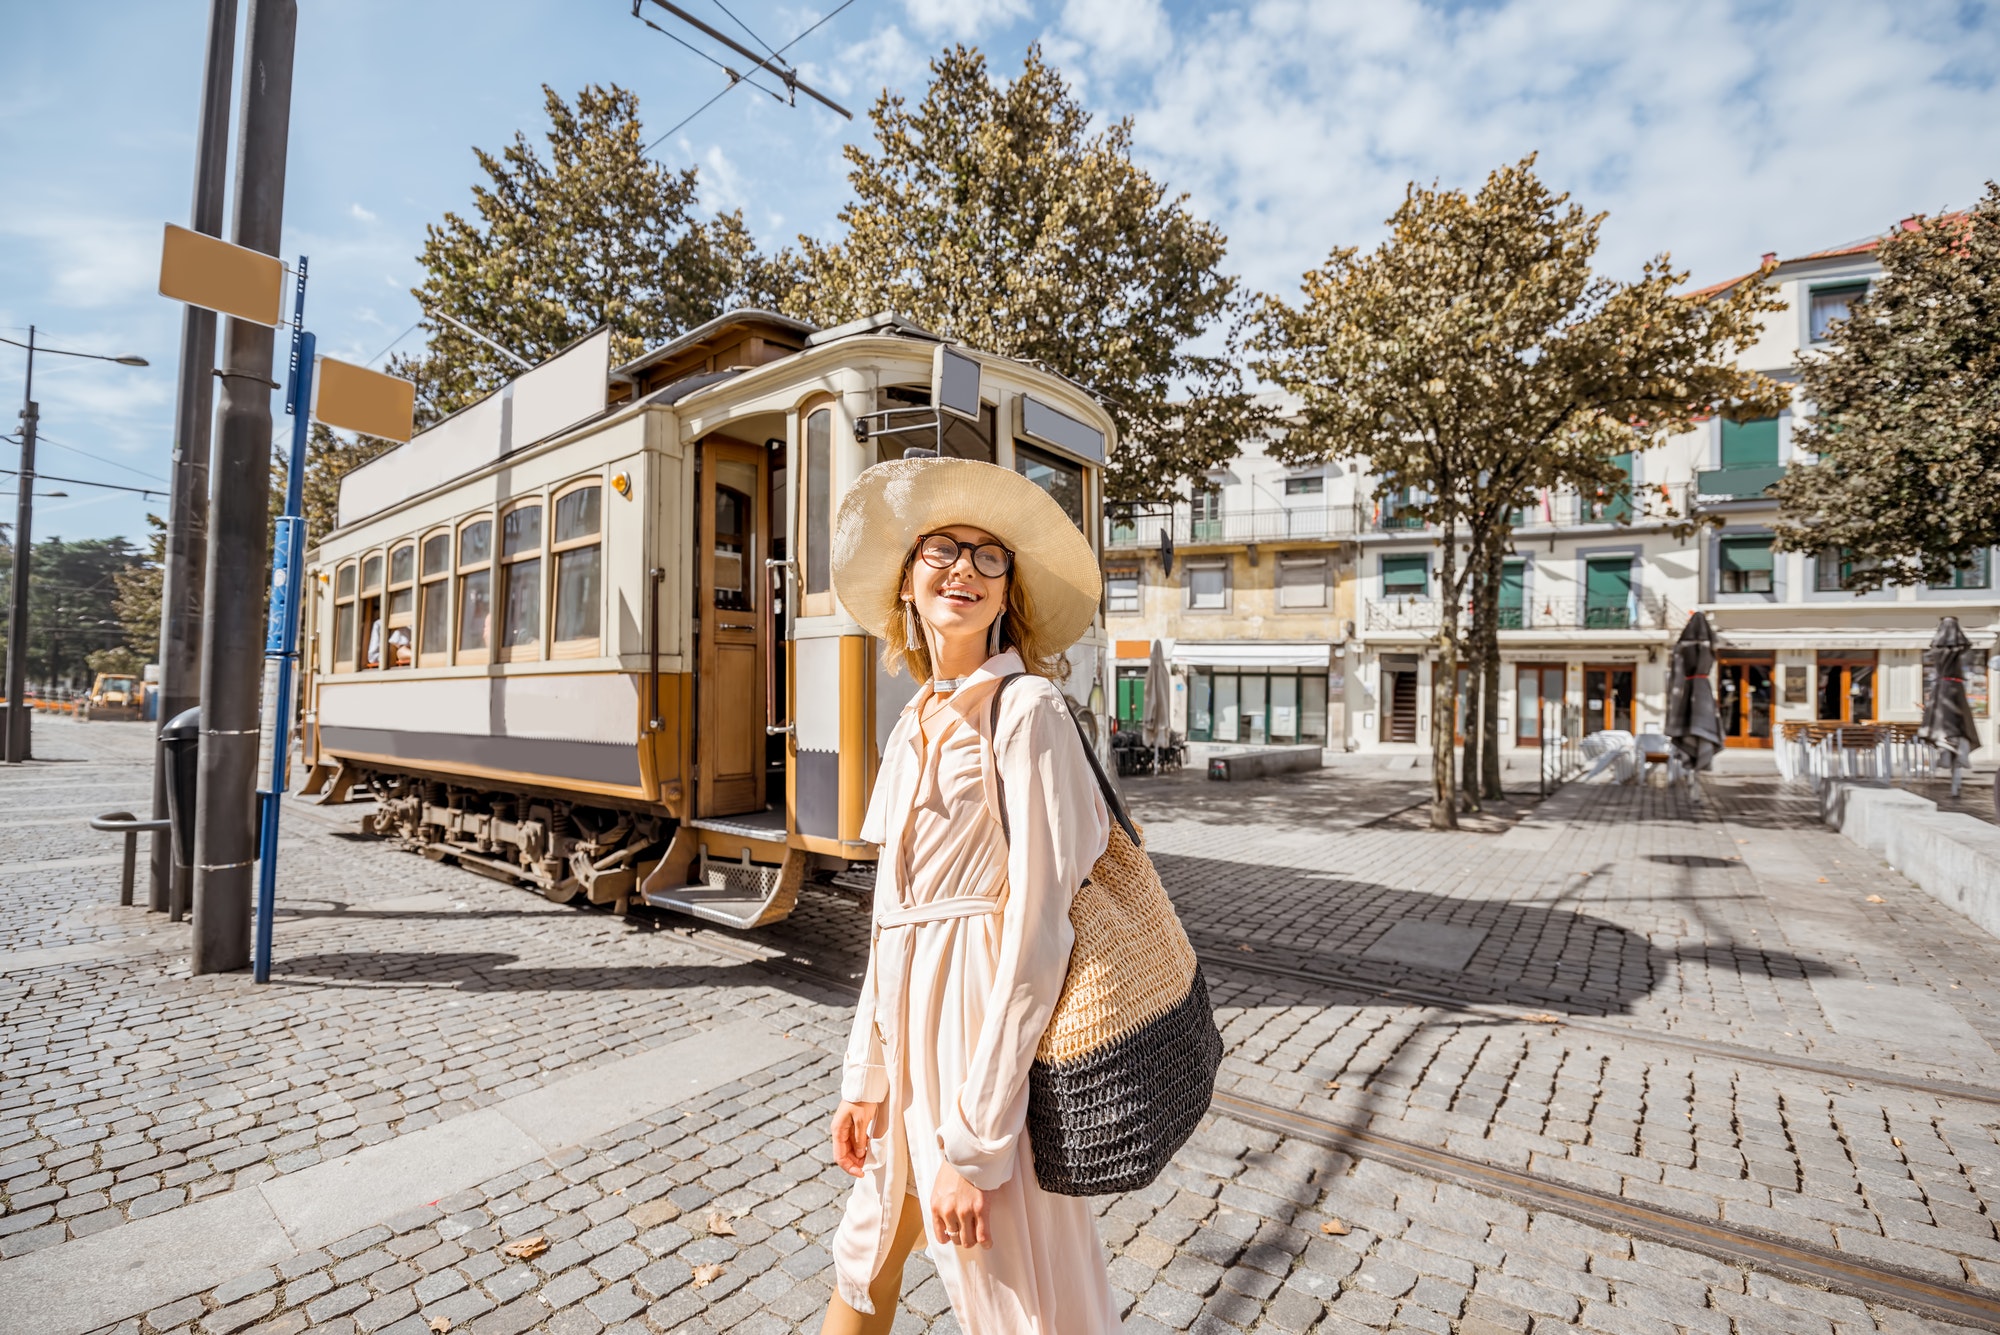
642;884;787;930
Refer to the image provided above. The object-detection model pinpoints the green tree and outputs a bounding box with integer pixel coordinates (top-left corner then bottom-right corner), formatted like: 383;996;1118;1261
25;537;140;689
1257;157;1785;826
785;45;1267;501
112;514;165;660
275;424;398;550
1774;185;2000;587
393;83;786;426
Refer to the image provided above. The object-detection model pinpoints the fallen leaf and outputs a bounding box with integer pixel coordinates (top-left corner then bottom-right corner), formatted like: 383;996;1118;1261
613;1187;626;1197
1320;1219;1350;1236
1892;1137;1905;1148
1521;1012;1563;1024
629;1199;682;1230
1236;943;1256;953
1866;895;1885;904
705;1209;737;1237
1736;839;1749;844
429;1319;452;1334
1817;877;1829;883
500;1236;549;1260
1323;1081;1342;1091
691;1262;726;1288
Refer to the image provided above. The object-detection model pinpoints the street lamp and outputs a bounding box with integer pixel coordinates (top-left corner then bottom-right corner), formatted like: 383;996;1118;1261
2;328;149;762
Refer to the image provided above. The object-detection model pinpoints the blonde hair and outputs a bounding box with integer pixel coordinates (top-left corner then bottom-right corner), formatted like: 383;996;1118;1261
883;545;1069;683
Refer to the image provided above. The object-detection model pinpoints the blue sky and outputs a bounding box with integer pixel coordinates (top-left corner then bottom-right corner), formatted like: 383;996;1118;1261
4;0;1996;544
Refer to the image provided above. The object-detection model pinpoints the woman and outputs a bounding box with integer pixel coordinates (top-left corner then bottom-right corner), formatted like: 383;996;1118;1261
822;455;1120;1335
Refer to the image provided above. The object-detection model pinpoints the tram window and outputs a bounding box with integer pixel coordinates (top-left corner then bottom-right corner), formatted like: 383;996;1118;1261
500;502;543;658
714;485;751;612
359;551;384;669
1013;442;1086;532
804;408;831;598
385;544;415;668
333;562;358;671
419;532;450;663
457;518;493;661
552;485;602;652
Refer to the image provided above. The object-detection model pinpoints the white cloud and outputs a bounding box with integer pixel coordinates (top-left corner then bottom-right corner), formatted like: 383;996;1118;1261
1056;0;1171;71
902;0;1030;41
1103;0;2000;298
0;211;161;311
699;144;750;215
349;203;378;223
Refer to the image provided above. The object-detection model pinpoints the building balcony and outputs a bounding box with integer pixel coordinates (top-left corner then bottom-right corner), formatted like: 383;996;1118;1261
1105;504;1360;551
1695;464;1786;502
1359;482;1692;534
1362;595;1687;636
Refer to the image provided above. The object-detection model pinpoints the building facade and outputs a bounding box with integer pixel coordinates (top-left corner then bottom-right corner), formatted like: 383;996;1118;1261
1102;216;1997;759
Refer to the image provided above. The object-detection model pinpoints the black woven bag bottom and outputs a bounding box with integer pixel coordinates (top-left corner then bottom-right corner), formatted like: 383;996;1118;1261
1025;966;1225;1197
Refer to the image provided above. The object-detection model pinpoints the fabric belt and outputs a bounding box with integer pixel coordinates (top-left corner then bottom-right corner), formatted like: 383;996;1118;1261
875;895;1003;933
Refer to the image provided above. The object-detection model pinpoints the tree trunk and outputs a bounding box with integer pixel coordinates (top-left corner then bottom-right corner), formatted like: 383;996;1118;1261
1430;530;1460;830
1481;535;1505;801
1459;538;1485;813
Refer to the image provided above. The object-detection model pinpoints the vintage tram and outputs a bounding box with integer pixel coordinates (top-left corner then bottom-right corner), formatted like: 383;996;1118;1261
299;311;1116;928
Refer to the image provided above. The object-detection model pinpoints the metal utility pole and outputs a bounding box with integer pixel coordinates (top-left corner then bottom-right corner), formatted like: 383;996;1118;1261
5;328;39;764
193;0;297;975
151;0;238;912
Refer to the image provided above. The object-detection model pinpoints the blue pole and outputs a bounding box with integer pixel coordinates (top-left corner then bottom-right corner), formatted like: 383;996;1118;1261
254;259;310;984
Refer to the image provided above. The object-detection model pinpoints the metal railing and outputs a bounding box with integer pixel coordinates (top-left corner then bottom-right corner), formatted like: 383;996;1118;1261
1105;504;1361;550
1362;595;1690;634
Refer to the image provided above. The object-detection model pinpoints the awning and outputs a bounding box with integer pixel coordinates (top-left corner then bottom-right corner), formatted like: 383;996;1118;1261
1171;641;1331;669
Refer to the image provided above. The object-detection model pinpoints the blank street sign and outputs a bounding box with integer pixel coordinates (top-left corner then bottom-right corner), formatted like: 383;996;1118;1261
314;356;416;443
158;223;286;327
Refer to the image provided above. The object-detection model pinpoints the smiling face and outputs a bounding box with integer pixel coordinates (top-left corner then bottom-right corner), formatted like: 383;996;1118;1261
904;523;1010;647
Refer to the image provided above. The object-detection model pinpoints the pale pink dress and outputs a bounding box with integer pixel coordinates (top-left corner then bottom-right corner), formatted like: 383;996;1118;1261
832;650;1122;1334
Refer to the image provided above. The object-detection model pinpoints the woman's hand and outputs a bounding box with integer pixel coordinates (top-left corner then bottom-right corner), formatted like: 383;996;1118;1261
929;1161;992;1249
829;1100;878;1177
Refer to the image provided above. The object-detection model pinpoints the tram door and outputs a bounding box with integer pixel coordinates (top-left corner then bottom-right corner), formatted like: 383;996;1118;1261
697;438;768;818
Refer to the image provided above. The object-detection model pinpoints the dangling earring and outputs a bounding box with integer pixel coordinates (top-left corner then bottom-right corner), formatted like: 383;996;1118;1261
988;609;1006;657
903;598;920;653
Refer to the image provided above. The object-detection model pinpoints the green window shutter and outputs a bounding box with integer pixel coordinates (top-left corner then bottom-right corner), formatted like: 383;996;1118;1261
1720;538;1775;573
1499;560;1525;608
1382;555;1428;594
1585;558;1633;628
1721;417;1780;467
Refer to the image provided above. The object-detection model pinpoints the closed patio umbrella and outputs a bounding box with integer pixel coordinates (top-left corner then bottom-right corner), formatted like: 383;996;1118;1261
1142;640;1173;757
1666;612;1723;774
1919;616;1979;796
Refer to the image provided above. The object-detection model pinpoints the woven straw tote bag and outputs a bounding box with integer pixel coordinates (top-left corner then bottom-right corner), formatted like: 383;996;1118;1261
989;675;1223;1196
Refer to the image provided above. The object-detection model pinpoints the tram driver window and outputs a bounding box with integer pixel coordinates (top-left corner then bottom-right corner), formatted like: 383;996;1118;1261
386;543;415;668
457;517;493;663
333;562;358;671
1013;442;1086;532
802;407;832;608
359;552;384;669
419;531;451;666
500;502;544;660
552;483;602;656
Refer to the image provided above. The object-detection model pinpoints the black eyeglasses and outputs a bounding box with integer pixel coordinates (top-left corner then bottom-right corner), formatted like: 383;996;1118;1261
916;532;1013;579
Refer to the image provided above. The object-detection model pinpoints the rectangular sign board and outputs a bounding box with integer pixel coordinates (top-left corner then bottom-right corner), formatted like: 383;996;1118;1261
158;223;286;327
934;344;982;421
314;356;416;443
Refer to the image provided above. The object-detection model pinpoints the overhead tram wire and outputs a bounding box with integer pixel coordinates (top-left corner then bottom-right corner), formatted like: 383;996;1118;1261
0;466;165;499
632;3;793;109
634;0;857;153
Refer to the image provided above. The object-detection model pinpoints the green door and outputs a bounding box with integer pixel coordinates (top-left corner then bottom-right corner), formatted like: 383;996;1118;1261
1498;560;1525;629
1116;671;1146;728
1584;558;1633;629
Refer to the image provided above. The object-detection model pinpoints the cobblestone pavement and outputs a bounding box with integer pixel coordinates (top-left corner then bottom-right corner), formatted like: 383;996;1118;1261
3;718;1997;1335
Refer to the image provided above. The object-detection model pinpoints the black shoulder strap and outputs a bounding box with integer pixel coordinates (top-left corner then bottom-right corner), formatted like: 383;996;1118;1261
988;673;1140;848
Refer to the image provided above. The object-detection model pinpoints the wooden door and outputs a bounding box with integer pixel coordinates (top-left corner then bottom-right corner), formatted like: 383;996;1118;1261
1514;664;1565;747
1582;665;1634;734
1816;653;1878;723
697;438;768;818
1718;656;1774;748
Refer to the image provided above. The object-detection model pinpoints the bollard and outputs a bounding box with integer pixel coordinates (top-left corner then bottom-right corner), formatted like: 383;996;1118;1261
89;812;174;907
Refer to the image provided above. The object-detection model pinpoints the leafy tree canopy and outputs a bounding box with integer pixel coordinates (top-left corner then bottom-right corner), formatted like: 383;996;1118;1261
783;45;1267;501
393;83;785;426
1773;183;2000;589
112;515;165;661
20;536;140;688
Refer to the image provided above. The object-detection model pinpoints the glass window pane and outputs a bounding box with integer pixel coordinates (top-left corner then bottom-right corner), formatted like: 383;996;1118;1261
714;486;750;612
336;564;356;598
390;545;414;585
1284;475;1324;495
503;505;543;559
457;569;491;651
556;546;601;641
1810;283;1867;342
503;558;541;648
1012;442;1085;531
1190;669;1213;740
1300;673;1327;744
805;409;831;596
1242;674;1268;745
1214;673;1240;743
422;533;450;577
459;520;491;567
420;579;449;655
388;588;413;619
556;487;601;543
1270;674;1299;742
335;603;356;664
1189;564;1226;609
361;554;382;591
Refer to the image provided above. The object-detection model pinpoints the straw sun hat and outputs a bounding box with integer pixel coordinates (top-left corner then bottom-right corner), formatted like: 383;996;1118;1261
831;456;1102;651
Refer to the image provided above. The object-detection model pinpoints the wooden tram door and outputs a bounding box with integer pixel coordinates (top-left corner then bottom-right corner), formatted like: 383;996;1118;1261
696;438;768;818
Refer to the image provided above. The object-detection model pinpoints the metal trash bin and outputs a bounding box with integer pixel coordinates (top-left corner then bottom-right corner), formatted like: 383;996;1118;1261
161;707;201;870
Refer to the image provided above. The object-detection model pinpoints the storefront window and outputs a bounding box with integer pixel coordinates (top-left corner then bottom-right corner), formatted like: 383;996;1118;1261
1185;668;1330;745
